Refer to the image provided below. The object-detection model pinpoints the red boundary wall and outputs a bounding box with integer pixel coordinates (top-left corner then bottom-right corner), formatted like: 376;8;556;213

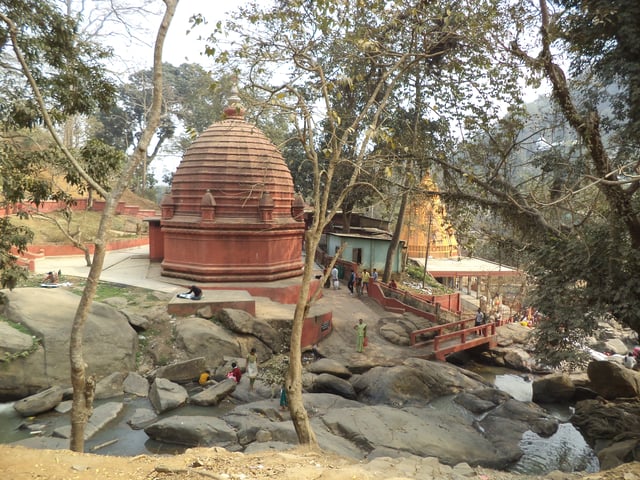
14;237;150;272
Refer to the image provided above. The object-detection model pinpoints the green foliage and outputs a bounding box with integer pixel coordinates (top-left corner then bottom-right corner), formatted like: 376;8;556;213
0;0;116;128
528;219;640;369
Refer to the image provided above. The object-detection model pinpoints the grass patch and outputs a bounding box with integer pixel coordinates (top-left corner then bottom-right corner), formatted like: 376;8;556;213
0;317;41;364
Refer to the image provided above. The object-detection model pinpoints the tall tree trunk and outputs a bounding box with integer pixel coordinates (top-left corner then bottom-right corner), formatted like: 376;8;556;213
382;188;408;283
68;0;177;451
286;229;319;447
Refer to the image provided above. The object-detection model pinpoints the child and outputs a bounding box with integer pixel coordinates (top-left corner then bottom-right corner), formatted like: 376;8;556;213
246;348;258;391
227;362;242;383
198;369;213;386
279;384;288;410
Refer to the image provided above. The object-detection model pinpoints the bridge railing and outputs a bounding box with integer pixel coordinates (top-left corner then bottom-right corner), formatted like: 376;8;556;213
410;317;475;347
431;323;497;360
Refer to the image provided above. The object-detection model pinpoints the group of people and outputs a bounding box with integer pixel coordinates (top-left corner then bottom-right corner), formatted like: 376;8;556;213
344;268;379;296
197;347;288;410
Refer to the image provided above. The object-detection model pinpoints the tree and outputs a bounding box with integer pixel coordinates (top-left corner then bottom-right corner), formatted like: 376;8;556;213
210;0;525;446
0;0;178;451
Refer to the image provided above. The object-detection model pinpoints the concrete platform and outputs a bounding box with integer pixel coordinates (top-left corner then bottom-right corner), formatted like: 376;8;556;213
167;290;255;317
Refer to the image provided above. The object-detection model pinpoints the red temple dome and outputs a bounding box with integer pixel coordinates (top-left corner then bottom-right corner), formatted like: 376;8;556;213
159;95;305;282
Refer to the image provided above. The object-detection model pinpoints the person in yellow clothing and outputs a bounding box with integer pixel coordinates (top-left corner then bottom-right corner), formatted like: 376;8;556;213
198;370;213;386
362;270;371;295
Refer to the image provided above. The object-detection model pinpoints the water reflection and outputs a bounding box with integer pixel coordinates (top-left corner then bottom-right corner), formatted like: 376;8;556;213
468;363;599;474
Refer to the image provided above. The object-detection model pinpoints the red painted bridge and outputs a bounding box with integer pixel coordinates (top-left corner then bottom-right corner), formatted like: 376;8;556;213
410;317;502;361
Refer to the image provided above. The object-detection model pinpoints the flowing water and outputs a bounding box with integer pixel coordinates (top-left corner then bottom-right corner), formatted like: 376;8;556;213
471;364;600;474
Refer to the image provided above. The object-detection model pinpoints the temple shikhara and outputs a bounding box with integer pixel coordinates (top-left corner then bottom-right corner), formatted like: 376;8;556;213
147;87;306;282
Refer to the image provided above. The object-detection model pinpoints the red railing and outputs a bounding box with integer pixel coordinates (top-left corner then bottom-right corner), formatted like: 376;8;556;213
411;319;497;361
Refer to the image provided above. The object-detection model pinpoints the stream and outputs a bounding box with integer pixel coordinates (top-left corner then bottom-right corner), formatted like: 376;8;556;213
0;368;600;474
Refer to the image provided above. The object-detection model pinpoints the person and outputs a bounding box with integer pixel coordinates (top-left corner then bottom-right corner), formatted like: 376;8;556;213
356;271;363;296
42;271;58;284
624;352;637;369
198;370;213;386
246;348;258;391
227;362;242;383
331;266;339;290
279;383;288;410
388;279;398;289
178;285;202;300
354;318;367;353
347;270;356;295
371;268;378;282
362;269;371;295
475;308;484;327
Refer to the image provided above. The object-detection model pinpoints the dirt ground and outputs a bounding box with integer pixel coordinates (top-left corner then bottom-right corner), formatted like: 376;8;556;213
2;444;640;480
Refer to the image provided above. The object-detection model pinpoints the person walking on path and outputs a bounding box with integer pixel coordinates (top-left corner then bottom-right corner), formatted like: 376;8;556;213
331;266;340;290
372;268;378;282
354;318;367;353
362;269;371;295
246;348;258;391
347;269;356;295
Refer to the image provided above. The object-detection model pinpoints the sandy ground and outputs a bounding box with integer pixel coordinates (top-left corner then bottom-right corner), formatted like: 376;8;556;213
2;444;640;480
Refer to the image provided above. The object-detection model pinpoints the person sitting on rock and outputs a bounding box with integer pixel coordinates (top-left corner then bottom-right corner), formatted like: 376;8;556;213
227;362;242;383
42;271;59;284
198;369;214;386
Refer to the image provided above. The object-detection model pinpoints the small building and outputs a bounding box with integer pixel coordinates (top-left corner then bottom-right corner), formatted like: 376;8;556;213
326;231;405;275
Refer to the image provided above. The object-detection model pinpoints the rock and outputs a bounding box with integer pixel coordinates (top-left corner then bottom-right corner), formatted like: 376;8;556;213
592;338;631;356
121;311;150;331
149;378;188;414
174;318;242;368
13;386;64;417
101;297;129;309
587;360;640;399
379;322;412;346
351;358;488;406
454;388;511;414
532;373;575;403
499;347;532;371
55;400;72;414
53;402;124;440
597;438;640;470
215;308;284;352
144;415;238;447
306;358;352;378
321;404;519;469
0;321;34;355
0;288;138;400
94;372;126;400
572;398;640;449
151;357;207;384
496;323;532;346
308;373;357;400
127;408;157;430
123;372;149;397
479;397;559;462
190;378;237;406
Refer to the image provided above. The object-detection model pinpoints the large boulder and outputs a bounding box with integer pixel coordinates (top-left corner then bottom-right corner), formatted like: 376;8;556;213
532;373;576;403
307;373;357;400
496;323;532;346
320;404;520;469
190;378;237;406
351;358;489;406
587;360;640;399
174;318;242;368
572;398;640;449
151;357;207;384
215;309;283;353
94;372;126;400
144;415;238;447
149;378;188;414
13;386;64;417
0;288;138;400
306;358;351;379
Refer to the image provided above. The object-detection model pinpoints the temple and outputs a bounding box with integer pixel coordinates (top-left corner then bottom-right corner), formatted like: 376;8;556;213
147;86;306;283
